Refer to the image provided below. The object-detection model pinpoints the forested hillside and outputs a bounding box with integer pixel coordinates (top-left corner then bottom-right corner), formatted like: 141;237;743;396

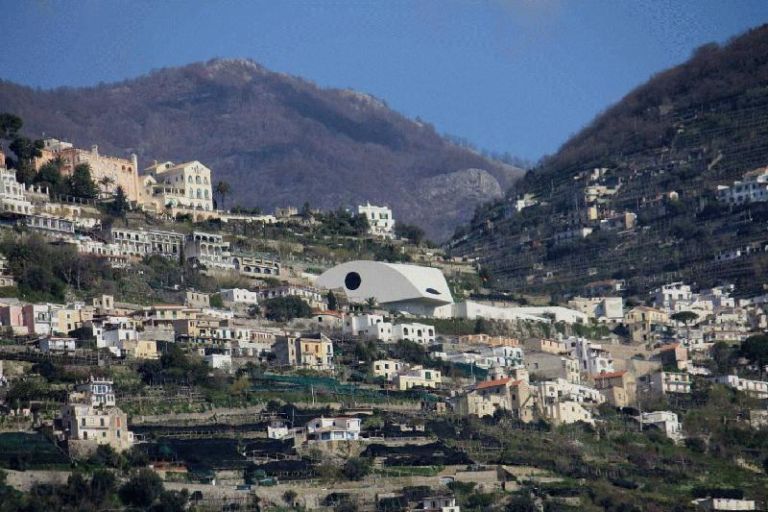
451;24;768;298
0;59;524;241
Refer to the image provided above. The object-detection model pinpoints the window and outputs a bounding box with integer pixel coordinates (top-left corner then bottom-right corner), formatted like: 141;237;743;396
344;272;361;290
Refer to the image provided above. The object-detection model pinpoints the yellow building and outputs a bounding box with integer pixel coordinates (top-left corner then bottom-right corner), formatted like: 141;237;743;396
393;366;441;391
55;307;93;335
593;370;637;407
273;333;334;371
120;339;159;359
60;378;134;456
454;377;533;421
36;139;141;202
624;306;670;344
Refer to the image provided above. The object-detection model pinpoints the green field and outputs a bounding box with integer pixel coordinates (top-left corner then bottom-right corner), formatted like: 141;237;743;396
0;432;70;469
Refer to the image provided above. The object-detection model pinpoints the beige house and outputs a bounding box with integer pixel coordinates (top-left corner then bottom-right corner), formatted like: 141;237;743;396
141;160;214;216
372;359;403;381
624;306;670;344
525;353;581;384
62;403;133;453
457;334;520;347
36;139;141;201
523;338;567;354
120;339;159;359
454;377;533;421
393;366;441;391
593;370;637;407
60;378;133;455
273;333;334;371
541;400;594;426
55;307;94;335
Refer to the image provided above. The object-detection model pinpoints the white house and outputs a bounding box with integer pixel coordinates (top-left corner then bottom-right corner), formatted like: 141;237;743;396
344;314;387;336
142;160;214;212
358;203;395;238
717;167;768;205
393;322;435;345
712;375;768;399
40;337;77;353
220;288;259;305
640;411;682;441
306;417;361;442
204;353;233;372
418;495;461;512
92;316;140;357
566;337;614;375
536;378;605;405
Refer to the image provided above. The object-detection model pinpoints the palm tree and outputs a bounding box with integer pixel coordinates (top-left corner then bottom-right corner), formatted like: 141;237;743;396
215;180;232;211
98;176;115;198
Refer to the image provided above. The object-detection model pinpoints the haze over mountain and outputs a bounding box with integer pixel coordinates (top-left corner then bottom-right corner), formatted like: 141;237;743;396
0;58;523;241
451;24;768;296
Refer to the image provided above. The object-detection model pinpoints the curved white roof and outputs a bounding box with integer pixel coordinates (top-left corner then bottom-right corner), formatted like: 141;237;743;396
316;260;453;306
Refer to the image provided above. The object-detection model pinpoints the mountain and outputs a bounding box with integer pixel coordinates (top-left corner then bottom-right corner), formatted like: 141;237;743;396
450;24;768;298
0;59;524;241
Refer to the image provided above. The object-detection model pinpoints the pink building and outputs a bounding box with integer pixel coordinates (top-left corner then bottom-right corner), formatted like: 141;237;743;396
0;305;28;335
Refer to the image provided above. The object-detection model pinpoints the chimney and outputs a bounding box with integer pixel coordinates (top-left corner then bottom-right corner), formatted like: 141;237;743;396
91;145;99;156
131;154;138;172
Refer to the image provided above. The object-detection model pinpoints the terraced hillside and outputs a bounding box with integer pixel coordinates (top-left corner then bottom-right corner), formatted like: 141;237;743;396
450;24;768;298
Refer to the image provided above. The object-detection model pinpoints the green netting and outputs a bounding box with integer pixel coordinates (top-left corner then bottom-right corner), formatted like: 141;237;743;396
251;373;438;403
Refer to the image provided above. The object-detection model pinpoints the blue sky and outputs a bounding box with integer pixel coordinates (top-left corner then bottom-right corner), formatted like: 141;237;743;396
1;0;767;161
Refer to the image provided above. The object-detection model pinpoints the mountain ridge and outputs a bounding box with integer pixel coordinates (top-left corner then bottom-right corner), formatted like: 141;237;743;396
0;58;524;241
450;24;768;297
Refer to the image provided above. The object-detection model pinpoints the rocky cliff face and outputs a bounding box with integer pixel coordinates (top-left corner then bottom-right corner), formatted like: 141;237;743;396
0;58;524;240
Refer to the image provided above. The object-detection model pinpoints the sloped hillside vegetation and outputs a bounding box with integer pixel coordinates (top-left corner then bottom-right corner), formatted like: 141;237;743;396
0;59;523;241
451;24;768;297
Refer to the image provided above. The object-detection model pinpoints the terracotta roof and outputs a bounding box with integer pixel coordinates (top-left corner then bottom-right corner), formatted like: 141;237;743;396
474;378;521;390
593;371;626;380
658;343;681;352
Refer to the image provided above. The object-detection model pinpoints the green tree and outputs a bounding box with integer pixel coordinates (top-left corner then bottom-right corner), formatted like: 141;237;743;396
474;317;490;334
395;222;426;244
300;201;312;219
0;113;23;139
740;334;768;368
671;311;699;325
34;159;64;193
215;180;232;210
119;468;164;508
210;293;224;308
263;296;312;322
151;490;189;512
98;175;115;196
68;163;98;198
90;469;117;504
109;185;130;218
283;489;298;506
9;136;43;185
342;457;371;481
326;290;338;311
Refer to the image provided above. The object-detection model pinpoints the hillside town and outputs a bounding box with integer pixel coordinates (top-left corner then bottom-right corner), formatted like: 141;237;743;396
0;125;766;512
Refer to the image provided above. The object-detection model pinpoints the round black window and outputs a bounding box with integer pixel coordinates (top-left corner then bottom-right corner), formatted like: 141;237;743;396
344;272;362;290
